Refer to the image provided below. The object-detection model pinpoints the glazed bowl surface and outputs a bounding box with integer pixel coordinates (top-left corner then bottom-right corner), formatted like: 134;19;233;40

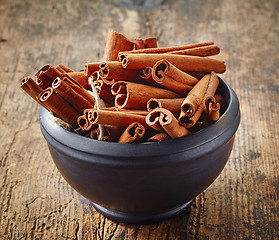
39;78;240;224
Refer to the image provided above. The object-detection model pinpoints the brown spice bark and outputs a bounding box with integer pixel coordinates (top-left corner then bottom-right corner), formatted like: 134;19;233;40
111;81;180;109
35;64;62;89
119;41;214;55
52;77;93;115
119;53;226;73
167;44;220;57
118;122;146;143
103;30;134;61
37;87;80;127
87;109;148;127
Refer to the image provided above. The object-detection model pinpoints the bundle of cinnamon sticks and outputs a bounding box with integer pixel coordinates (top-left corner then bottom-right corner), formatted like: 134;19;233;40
20;30;227;143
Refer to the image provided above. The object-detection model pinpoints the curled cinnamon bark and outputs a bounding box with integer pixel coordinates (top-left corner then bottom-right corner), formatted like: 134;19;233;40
134;37;158;50
103;30;134;61
180;104;205;128
152;59;199;86
158;108;191;138
89;125;124;142
88;71;101;84
52;77;93;114
145;110;165;132
93;79;115;105
146;108;191;138
115;108;149;116
99;61;141;83
103;125;125;142
56;64;74;73
152;59;200;95
208;101;220;121
37;87;80;127
168;45;220;57
139;67;167;89
111;81;180;109
35;64;62;89
139;67;152;80
180;74;211;118
62;75;95;105
119;53;226;73
65;71;90;90
179;72;220;127
147;132;170;142
87;109;148;128
77;113;96;131
147;98;184;117
134;39;145;50
119;41;214;55
85;62;101;77
118;122;146;143
20;76;43;103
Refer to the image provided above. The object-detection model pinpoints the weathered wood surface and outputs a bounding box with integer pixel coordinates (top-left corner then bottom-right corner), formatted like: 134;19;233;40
0;0;278;239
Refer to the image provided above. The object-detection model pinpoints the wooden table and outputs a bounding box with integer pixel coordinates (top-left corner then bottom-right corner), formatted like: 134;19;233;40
0;0;278;239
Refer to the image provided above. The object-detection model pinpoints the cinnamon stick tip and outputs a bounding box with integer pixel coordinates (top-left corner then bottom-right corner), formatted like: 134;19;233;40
20;76;32;87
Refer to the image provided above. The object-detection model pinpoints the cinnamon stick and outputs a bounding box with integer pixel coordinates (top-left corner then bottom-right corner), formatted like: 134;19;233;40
103;125;125;142
20;76;43;103
152;59;200;95
56;64;74;73
167;44;220;57
147;98;184;117
180;104;205;128
88;71;101;83
118;122;146;143
111;81;180;109
99;61;142;83
93;79;115;105
134;39;145;50
103;30;134;61
84;62;101;77
134;37;158;50
119;41;214;55
37;87;80;127
139;67;169;89
179;72;220;127
52;77;93;114
139;67;153;80
77;110;96;131
146;108;191;138
88;125;124;142
119;53;226;73
157;108;191;138
62;75;95;105
180;74;212;118
115;108;149;116
87;109;148;128
152;59;199;86
35;64;62;89
207;101;220;121
65;71;90;90
145;109;165;132
147;132;170;142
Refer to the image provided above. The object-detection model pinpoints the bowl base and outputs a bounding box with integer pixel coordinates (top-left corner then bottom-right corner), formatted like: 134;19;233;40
92;200;194;225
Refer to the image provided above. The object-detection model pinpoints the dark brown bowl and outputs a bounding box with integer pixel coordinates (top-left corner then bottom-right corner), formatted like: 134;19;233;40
39;78;240;224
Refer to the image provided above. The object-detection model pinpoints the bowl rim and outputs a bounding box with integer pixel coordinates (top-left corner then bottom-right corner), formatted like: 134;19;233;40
40;78;240;160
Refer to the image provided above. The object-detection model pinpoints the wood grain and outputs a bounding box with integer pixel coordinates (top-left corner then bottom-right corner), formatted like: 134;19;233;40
0;0;278;239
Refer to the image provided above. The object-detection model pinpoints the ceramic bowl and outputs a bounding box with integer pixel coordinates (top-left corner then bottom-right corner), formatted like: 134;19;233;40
39;78;240;224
